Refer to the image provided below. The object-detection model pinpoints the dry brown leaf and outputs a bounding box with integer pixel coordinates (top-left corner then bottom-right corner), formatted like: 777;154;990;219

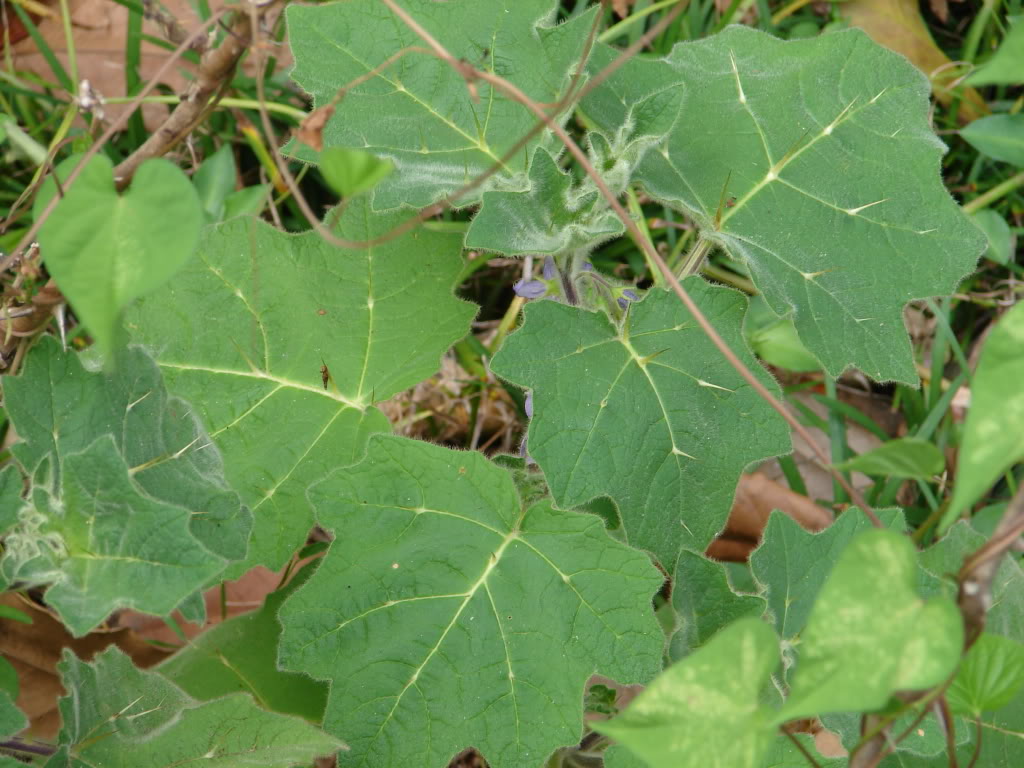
0;592;168;740
839;0;988;123
611;0;636;19
9;0;291;129
705;471;833;561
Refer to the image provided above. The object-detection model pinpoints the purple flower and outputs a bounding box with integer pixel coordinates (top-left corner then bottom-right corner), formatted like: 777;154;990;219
525;390;534;419
542;256;556;281
617;297;628;310
580;262;594;272
513;279;547;299
622;289;639;302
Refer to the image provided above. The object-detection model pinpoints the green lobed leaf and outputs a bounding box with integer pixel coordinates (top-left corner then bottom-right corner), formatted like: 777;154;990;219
751;509;905;652
831;437;944;480
465;148;622;255
757;733;846;768
491;279;790;567
578;42;687;191
587;26;982;382
4;336;250;562
278;436;664;767
3;436;224;636
158;561;328;723
34;155;203;358
591;618;780;768
126;199;477;575
966;20;1024;86
671;550;766;661
947;633;1024;717
779;529;963;722
52;646;342;767
286;0;598;209
942;300;1024;531
972;209;1014;265
961;114;1024;166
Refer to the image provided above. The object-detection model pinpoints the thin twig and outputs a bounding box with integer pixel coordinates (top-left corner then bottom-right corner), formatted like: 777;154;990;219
958;482;1024;647
782;728;822;768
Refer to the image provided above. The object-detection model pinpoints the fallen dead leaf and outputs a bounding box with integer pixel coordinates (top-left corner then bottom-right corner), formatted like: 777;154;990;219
0;591;168;740
839;0;988;123
706;471;833;562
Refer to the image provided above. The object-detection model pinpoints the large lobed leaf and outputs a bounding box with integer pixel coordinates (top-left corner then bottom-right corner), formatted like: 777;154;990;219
586;26;982;382
48;646;341;767
2;338;244;635
492;280;790;567
127;199;476;574
287;0;598;210
278;436;664;767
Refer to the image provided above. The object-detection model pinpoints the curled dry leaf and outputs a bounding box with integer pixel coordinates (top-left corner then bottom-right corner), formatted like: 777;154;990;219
0;592;167;740
297;105;336;152
839;0;987;123
706;472;833;562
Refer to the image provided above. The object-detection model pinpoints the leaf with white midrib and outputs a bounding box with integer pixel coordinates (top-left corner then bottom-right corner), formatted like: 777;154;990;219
287;0;599;210
491;279;791;567
278;436;664;768
585;26;982;383
126;198;476;575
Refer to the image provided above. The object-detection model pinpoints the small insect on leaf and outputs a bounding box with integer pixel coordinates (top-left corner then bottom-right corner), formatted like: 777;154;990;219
319;356;330;390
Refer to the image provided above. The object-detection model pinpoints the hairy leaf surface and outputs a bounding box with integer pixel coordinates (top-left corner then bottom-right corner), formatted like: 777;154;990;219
491;280;790;566
127;200;476;574
671;550;765;660
3;437;223;636
4;337;249;562
587;26;982;382
466;148;621;255
51;647;341;767
287;0;597;209
279;436;664;767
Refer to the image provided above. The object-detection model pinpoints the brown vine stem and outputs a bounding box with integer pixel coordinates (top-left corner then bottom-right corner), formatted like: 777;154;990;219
381;0;881;526
958;481;1024;647
0;9;229;276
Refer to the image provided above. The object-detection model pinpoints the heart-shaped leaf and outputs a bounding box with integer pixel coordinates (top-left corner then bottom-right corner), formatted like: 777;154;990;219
34;155;203;358
592;618;780;768
278;436;664;767
127;199;476;575
779;529;963;722
491;279;790;566
286;0;598;209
